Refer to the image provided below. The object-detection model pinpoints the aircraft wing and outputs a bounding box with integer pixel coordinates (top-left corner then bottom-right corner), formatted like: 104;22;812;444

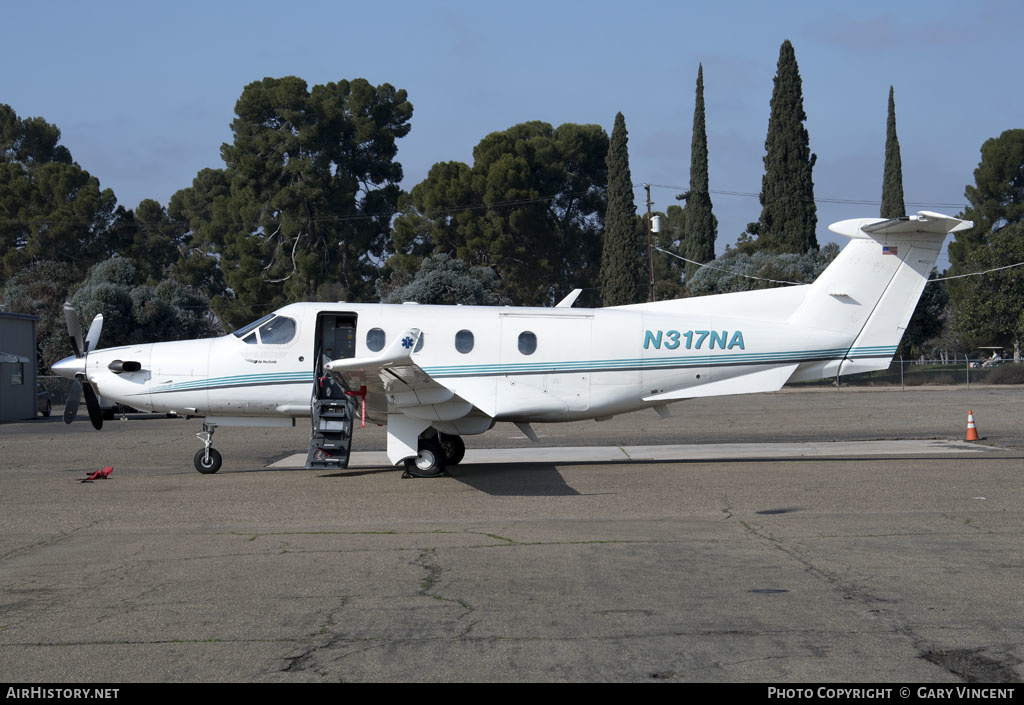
323;328;475;425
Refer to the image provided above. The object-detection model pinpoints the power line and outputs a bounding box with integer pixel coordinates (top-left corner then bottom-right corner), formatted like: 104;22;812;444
643;183;967;210
0;190;599;230
0;183;971;231
931;261;1024;282
656;245;1024;286
653;245;805;286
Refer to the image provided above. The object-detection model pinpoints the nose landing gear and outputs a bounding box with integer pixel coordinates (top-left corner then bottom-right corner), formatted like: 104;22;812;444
194;423;222;474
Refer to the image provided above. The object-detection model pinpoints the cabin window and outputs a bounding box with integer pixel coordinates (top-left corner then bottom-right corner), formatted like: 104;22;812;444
366;328;386;352
518;331;537;355
455;330;474;354
258;316;296;344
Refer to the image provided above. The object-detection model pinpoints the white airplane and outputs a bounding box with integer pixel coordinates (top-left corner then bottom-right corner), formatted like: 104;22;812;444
52;211;970;477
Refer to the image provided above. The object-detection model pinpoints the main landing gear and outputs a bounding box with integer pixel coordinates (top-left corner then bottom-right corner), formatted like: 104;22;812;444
403;432;465;479
194;422;222;474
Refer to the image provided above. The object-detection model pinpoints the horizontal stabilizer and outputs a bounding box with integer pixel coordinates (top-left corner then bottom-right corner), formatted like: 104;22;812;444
830;211;972;239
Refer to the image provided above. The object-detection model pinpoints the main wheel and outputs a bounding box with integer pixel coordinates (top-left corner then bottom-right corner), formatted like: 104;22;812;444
194;448;222;474
403;439;446;478
438;433;466;465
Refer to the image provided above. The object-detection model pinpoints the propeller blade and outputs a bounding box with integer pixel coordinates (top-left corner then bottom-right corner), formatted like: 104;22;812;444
81;379;104;431
64;302;84;358
84;314;103;354
64;378;82;424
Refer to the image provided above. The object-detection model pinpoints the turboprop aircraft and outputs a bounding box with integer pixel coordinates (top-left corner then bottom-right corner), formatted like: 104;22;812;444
52;211;971;477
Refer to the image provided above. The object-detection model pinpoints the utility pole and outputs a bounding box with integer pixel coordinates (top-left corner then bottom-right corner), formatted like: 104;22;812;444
645;183;654;302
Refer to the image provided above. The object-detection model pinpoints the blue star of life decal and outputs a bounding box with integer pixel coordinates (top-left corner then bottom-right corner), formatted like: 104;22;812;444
402;336;414;349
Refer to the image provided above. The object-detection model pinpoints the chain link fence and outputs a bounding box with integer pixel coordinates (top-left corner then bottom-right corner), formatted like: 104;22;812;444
790;358;1024;390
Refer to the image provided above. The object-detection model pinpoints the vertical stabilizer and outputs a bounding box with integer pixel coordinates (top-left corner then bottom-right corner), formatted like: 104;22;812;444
788;211;971;376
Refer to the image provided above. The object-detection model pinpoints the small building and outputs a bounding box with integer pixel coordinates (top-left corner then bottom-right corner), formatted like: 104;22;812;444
0;312;39;421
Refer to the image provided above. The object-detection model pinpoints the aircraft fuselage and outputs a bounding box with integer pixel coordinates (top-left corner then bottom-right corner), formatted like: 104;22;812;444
68;300;851;430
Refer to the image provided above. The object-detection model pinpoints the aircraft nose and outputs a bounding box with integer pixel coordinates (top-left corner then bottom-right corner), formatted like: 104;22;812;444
52;354;84;379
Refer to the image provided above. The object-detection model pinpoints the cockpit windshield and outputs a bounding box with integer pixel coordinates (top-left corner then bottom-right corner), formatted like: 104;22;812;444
232;314;297;345
232;314;275;339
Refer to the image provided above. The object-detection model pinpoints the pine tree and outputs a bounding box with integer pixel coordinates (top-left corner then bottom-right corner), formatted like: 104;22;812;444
757;40;817;253
679;64;717;287
881;86;906;218
600;112;644;306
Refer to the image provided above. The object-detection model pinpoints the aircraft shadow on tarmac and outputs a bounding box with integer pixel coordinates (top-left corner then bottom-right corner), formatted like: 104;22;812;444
446;463;583;496
318;462;583;496
315;451;1023;496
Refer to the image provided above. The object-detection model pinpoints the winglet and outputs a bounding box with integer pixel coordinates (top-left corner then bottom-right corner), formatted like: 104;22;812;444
555;289;583;308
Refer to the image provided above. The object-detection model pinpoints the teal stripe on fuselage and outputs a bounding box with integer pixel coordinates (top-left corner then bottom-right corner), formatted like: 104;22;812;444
421;346;896;378
150;371;313;394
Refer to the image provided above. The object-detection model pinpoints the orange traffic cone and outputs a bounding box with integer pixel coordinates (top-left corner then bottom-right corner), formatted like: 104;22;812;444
966;410;980;441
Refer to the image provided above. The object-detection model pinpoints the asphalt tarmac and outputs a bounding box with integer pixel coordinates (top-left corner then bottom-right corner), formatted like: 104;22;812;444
1;386;1022;682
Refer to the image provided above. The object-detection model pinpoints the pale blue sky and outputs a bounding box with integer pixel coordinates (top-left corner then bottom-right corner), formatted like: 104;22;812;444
3;0;1020;266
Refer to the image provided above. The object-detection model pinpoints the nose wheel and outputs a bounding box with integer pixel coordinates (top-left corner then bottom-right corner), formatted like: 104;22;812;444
194;423;222;474
194;447;222;474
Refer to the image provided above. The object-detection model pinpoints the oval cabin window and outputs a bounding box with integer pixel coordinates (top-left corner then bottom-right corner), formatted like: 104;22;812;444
366;328;386;352
518;331;537;355
455;330;474;354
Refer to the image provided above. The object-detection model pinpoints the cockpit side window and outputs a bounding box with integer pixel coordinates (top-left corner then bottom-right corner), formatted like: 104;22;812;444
242;332;258;345
257;316;296;344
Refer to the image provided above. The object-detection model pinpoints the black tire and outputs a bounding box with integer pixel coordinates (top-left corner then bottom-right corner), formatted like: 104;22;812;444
403;439;446;478
194;448;222;474
438;433;466;465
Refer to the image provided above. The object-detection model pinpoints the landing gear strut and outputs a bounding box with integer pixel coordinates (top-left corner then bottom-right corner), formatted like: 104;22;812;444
194;423;222;474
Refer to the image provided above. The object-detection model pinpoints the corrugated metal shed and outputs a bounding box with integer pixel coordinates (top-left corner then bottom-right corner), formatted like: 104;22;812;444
0;312;39;421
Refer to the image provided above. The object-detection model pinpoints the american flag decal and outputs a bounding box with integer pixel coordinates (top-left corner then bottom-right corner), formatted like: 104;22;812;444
882;245;898;256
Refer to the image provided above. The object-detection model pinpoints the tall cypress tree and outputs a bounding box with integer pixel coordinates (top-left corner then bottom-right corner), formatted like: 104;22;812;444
881;86;906;218
600;112;644;306
679;64;717;287
757;40;817;253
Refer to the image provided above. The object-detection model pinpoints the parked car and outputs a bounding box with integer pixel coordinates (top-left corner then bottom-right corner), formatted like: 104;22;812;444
35;383;51;417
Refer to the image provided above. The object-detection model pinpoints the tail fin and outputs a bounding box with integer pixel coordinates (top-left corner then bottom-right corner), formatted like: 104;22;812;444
788;211;971;377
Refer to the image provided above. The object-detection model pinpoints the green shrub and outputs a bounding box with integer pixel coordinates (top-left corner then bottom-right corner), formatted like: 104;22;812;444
986;363;1024;384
